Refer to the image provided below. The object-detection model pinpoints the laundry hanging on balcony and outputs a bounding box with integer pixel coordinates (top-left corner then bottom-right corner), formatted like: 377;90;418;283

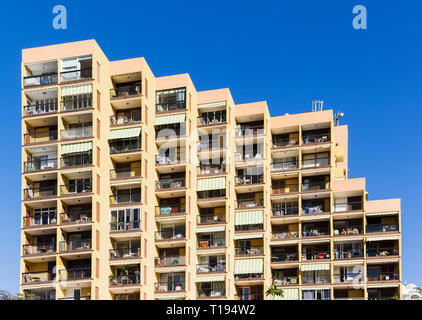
108;127;141;140
300;263;330;272
154;114;186;126
235;210;263;226
196;177;226;191
195;275;225;282
234;258;263;274
61;141;92;155
61;83;92;96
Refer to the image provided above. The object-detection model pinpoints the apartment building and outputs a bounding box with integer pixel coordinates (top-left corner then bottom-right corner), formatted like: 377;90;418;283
20;40;402;300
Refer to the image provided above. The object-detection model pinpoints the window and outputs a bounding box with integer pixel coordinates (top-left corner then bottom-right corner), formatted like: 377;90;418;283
97;90;101;111
110;208;141;231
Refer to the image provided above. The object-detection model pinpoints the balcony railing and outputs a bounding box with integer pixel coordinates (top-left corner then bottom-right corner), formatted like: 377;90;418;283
198;189;226;200
302;204;329;215
60;68;92;82
23;242;56;255
59;239;91;253
198;164;226;176
302;228;330;237
24;158;57;172
302;133;330;145
302;181;329;192
24;73;58;87
272;184;299;194
272;231;299;240
196;262;226;273
197;214;225;224
236;293;263;300
273;276;298;286
155;205;186;216
271;252;299;262
197;115;226;126
236;198;264;209
235;175;264;186
110;248;140;259
156;178;185;190
302;275;331;284
60;267;91;281
109;274;140;286
235;245;264;256
155;230;186;241
198;237;225;248
272;160;298;171
156;129;185;140
110;166;141;180
155;281;185;293
198;140;224;151
110;138;141;154
156;101;186;113
155;154;186;165
110;220;141;232
23;213;57;228
333;225;363;236
110;110;141;125
366;247;399;257
60;153;92;168
235;273;264;281
24;186;57;200
109;192;141;205
22;271;55;284
272;203;299;216
198;289;226;298
236;126;264;137
61;127;92;140
334;273;363;283
366;224;399;233
235;224;264;232
333;201;363;212
24;130;57;144
302;158;330;168
61;97;92;112
60;183;92;196
302;250;331;261
155;255;186;266
59;296;91;300
24;102;58;116
272;136;299;148
367;272;399;282
61;211;92;224
334;249;363;259
110;84;141;98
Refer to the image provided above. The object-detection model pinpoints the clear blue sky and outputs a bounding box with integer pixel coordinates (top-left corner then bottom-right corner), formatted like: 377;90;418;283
0;0;421;294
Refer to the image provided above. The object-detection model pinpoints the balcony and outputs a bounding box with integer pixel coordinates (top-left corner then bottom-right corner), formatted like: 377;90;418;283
198;235;225;249
236;293;263;300
236;125;264;138
24;158;57;173
109;192;141;205
198;189;226;200
196;262;226;273
155;154;186;166
109;274;140;287
272;184;299;195
271;203;299;217
59;239;91;253
110;248;141;259
61;211;92;225
235;273;264;282
302;274;331;285
110;220;141;232
61;153;92;168
333;201;363;213
155;230;186;241
155;281;185;293
235;175;264;186
110;84;141;99
22;271;55;284
155;255;186;267
302;250;330;261
366;224;399;233
197;113;226;126
60;182;92;196
198;288;226;299
235;245;264;256
24;101;58;116
334;248;363;260
155;205;186;217
366;247;399;258
24;186;57;200
271;252;299;263
302;181;329;193
197;214;225;225
198;164;226;176
302;157;330;169
333;225;363;236
302;227;330;238
59;296;91;300
272;159;298;171
156;88;186;113
367;272;399;282
59;267;91;281
273;276;298;286
198;140;224;152
61;127;92;140
155;178;185;190
235;224;264;232
110;166;141;180
24;130;58;145
23;242;56;256
24;73;58;88
272;230;299;240
61;97;92;112
60;68;92;83
334;273;363;284
236;198;264;209
272;135;299;149
302;132;330;145
110;138;141;154
110;110;141;126
23;213;57;228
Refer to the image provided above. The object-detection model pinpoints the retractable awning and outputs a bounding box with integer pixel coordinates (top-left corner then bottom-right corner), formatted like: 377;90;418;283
110;181;141;187
234;258;263;275
234;234;263;240
268;288;299;300
235;210;263;226
155;114;186;126
108;127;141;140
301;263;330;271
197;177;226;191
61;83;92;96
366;211;399;217
198;101;226;109
196;226;225;233
195;275;225;282
61;141;92;155
366;235;399;242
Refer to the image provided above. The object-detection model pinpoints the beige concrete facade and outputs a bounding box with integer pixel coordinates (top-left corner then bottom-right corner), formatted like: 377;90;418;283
19;39;402;300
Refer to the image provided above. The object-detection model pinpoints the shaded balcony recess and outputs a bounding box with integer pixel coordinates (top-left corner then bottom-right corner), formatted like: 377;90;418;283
302;198;330;214
23;212;57;228
236;197;264;209
24;129;58;144
24;185;57;200
155;204;186;216
198;189;226;200
156;150;186;165
61;211;92;224
110;247;141;259
110;109;141;125
272;134;299;148
61;126;92;140
235;273;264;281
197;213;225;224
198;232;225;248
302;224;330;237
366;216;399;233
155;280;185;293
24;100;58;116
61;96;92;112
156;177;185;190
198;163;226;175
302;271;331;285
23;242;56;255
155;123;186;139
198;110;226;126
155;255;186;266
24;158;57;172
61;153;92;167
334;273;363;284
110;81;141;98
333;196;363;212
60;67;92;82
366;247;399;257
271;249;299;262
24;61;58;88
302;153;330;168
272;228;299;240
196;262;226;273
235;293;263;300
302;129;330;145
272;181;299;194
59;239;91;252
235;174;264;186
60;56;92;82
155;228;186;241
302;176;330;192
333;220;363;236
235;245;264;256
272;270;298;286
110;220;141;232
302;246;330;261
59;267;91;281
197;287;225;298
60;181;92;196
235;121;264;137
271;202;298;216
272;158;298;171
110;165;141;180
109;138;141;154
109;274;140;286
22;271;55;284
156;87;186;113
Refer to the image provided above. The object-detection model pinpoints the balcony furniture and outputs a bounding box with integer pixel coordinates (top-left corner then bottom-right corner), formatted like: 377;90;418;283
200;241;209;248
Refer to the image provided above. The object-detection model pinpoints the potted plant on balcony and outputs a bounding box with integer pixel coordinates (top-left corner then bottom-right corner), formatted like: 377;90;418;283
266;285;284;300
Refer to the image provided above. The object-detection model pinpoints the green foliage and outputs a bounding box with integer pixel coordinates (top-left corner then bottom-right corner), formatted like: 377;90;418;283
265;285;284;299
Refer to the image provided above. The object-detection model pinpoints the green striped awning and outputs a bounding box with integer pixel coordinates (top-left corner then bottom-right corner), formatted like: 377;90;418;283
269;288;299;300
197;177;226;191
301;263;330;271
198;101;226;109
196;226;225;233
61;141;92;155
61;83;92;96
234;234;263;240
235;210;264;226
366;235;399;242
195;275;225;283
154;114;186;126
108;127;141;140
234;258;263;275
110;181;141;187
